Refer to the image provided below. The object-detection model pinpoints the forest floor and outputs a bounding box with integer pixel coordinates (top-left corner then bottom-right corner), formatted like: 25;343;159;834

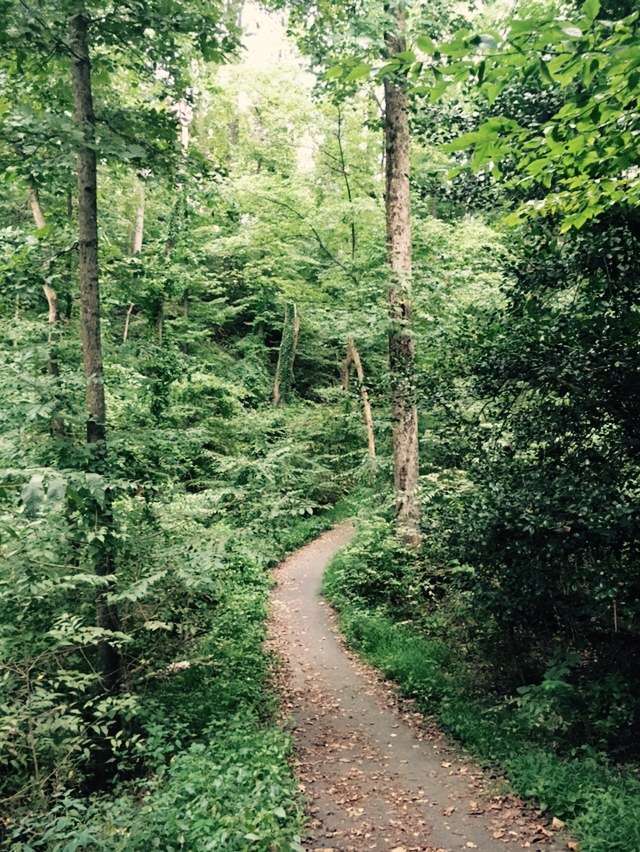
269;523;569;852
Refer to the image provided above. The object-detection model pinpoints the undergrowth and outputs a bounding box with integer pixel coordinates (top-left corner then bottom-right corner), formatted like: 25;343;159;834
5;447;354;850
324;515;640;852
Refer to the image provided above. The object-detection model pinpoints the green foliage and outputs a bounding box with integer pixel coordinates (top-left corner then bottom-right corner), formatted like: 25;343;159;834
419;1;640;229
8;725;303;851
123;727;303;851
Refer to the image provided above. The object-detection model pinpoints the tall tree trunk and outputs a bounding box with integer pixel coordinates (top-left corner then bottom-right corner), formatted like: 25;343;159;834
384;1;421;548
69;8;121;691
28;184;47;230
28;182;65;436
176;99;192;155
273;302;300;406
342;337;377;463
42;284;60;377
336;106;357;261
123;176;145;342
43;283;66;438
123;301;135;343
131;176;145;254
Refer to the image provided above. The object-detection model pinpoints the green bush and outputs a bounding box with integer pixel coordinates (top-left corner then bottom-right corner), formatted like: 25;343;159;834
125;725;303;851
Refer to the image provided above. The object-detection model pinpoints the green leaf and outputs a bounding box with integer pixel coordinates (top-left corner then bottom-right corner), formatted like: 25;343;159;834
582;0;600;22
429;79;449;102
346;62;372;82
325;65;343;80
416;35;435;53
539;59;554;84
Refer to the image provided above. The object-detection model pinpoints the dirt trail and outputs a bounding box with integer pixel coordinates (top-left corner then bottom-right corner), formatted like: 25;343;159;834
269;522;567;852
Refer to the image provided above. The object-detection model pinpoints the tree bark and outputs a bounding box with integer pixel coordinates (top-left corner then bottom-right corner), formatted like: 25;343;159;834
28;182;66;436
43;281;59;373
384;1;421;548
123;176;145;342
123;302;135;343
343;337;377;463
43;283;66;438
336;106;356;261
131;176;145;254
69;8;121;692
273;302;300;406
28;184;47;230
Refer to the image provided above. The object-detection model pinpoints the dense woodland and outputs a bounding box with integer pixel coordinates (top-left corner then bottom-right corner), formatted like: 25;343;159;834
1;0;639;849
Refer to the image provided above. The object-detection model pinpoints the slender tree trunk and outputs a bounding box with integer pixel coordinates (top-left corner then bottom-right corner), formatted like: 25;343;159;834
123;302;135;343
273;302;300;406
131;177;145;254
42;284;60;379
123;176;145;342
343;337;377;463
28;182;65;436
176;98;192;155
42;283;66;437
28;184;47;230
69;8;121;691
384;2;421;548
336;107;356;261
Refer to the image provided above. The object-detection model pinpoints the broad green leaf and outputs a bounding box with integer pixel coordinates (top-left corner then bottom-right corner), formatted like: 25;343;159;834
346;62;371;82
582;0;601;22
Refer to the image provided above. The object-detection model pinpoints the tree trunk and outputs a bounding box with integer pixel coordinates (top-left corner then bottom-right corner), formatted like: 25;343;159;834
384;1;421;548
28;184;47;230
43;283;60;379
28;182;65;436
69;8;121;692
123;176;145;342
131;177;145;254
344;337;377;463
176;99;192;155
123;302;135;343
273;302;300;406
43;283;66;438
336;106;356;261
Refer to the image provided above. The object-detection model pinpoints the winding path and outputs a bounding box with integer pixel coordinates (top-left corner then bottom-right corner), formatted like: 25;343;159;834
269;522;566;852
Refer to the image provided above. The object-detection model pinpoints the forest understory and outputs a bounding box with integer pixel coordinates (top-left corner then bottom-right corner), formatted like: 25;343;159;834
1;0;640;850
